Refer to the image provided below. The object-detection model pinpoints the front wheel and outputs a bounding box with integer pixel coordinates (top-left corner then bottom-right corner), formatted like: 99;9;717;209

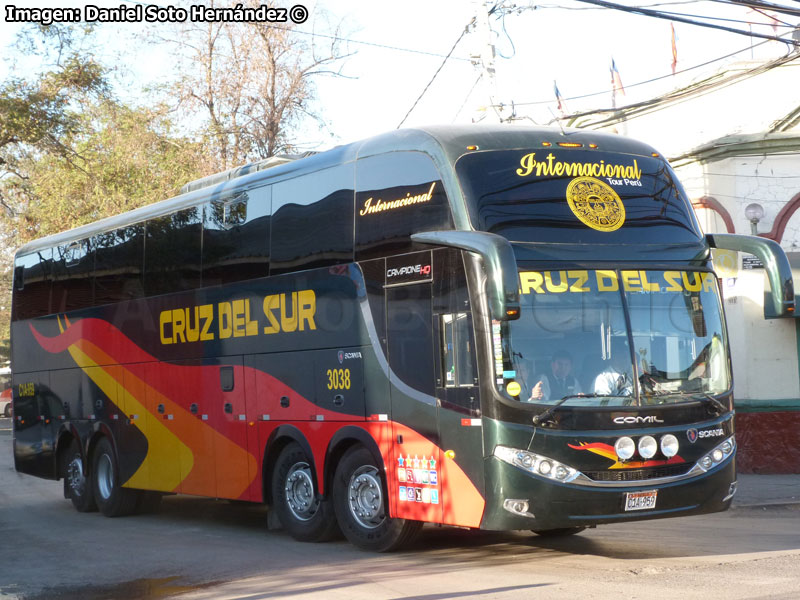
333;445;421;552
271;442;339;542
63;440;96;513
92;437;139;517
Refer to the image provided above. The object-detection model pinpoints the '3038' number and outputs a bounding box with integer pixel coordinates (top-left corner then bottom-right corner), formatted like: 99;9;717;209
326;368;351;390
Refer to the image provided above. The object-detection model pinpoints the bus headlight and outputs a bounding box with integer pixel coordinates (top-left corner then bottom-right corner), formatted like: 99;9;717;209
494;445;581;483
638;436;657;459
696;436;736;472
614;436;635;460
660;434;679;458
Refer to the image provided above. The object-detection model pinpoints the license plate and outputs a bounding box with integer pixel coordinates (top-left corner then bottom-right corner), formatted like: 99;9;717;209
624;490;657;511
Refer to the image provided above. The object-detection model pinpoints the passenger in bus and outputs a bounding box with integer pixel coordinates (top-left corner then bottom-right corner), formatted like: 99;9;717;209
514;360;538;402
594;341;634;396
529;350;582;402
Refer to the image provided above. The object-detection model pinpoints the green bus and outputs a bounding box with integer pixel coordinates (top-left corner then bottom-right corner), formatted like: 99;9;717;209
11;125;793;550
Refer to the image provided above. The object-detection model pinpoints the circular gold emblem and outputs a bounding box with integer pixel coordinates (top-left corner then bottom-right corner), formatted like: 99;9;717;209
566;177;626;232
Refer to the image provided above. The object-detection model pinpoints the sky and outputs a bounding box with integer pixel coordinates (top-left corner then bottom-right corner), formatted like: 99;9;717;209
1;0;797;149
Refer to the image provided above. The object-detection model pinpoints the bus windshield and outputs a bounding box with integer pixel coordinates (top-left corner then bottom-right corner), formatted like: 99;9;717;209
499;270;730;407
456;148;700;244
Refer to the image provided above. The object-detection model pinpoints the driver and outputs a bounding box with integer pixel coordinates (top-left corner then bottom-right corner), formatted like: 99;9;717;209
530;350;582;402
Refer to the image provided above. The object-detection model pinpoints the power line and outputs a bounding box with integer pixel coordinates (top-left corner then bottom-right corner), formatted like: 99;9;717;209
567;50;799;128
278;28;472;62
397;23;472;129
508;38;773;107
115;0;473;62
523;1;736;10
569;0;799;45
709;0;800;18
453;74;484;122
645;8;796;27
509;1;798;28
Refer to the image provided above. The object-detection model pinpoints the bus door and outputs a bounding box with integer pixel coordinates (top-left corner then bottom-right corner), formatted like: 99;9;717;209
433;250;485;526
171;358;216;498
209;357;254;501
385;251;442;522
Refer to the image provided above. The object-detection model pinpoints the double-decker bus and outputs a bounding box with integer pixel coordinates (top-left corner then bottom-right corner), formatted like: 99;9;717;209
11;125;794;551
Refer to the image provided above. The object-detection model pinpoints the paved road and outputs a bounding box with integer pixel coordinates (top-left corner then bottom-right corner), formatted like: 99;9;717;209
1;419;799;600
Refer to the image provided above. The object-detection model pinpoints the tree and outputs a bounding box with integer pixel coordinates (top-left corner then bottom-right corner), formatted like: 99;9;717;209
0;25;210;351
0;25;109;245
154;0;350;170
15;101;208;242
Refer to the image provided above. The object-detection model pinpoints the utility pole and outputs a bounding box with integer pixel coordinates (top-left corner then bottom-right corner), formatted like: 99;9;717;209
469;0;505;123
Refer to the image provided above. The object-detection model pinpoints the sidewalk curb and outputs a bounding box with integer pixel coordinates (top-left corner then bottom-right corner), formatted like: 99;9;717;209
731;501;800;511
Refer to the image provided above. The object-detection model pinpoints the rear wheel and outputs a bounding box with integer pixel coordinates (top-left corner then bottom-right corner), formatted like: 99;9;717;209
92;437;139;517
63;440;96;513
272;442;339;542
333;445;422;552
531;527;586;537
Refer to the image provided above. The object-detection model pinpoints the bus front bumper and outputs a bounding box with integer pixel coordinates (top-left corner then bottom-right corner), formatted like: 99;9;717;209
480;455;736;531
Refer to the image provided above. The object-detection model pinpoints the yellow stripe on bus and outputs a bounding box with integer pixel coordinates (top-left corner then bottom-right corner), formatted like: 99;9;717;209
64;342;192;492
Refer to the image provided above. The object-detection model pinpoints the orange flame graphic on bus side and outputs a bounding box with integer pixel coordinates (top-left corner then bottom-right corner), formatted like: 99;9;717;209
31;317;269;499
568;442;686;470
30;316;487;526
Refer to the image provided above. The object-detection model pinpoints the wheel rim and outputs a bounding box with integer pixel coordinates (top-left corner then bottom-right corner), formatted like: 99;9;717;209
347;465;384;529
67;455;86;498
284;462;319;522
96;453;114;501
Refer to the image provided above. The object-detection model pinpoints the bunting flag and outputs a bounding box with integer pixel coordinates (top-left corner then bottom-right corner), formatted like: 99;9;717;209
747;9;780;34
671;23;678;74
553;80;567;117
610;58;624;106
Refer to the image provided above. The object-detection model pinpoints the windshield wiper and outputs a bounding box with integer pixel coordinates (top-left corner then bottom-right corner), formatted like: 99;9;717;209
693;393;728;416
532;393;619;426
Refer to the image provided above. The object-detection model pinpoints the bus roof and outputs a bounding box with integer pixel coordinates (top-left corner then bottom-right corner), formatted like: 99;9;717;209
15;125;661;258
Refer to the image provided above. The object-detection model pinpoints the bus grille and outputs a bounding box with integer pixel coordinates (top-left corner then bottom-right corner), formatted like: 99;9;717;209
584;463;693;482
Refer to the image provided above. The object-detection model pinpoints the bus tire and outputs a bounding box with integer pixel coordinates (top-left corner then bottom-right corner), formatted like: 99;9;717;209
63;439;97;513
333;445;422;552
531;526;586;537
272;442;339;542
91;437;139;517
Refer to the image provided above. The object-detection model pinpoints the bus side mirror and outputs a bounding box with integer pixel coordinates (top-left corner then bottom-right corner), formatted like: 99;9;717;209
411;231;521;321
706;233;795;319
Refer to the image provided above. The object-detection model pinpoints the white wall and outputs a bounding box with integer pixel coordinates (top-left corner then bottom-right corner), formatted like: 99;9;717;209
672;140;800;403
721;266;800;401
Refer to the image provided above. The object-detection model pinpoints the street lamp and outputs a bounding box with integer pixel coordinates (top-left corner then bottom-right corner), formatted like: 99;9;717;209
745;203;765;236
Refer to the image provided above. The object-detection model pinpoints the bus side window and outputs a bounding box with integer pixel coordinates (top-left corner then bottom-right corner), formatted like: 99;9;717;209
94;225;144;305
202;187;270;286
52;239;95;313
434;250;478;409
270;163;354;275
355;152;452;260
144;207;202;296
441;313;476;388
12;251;52;320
